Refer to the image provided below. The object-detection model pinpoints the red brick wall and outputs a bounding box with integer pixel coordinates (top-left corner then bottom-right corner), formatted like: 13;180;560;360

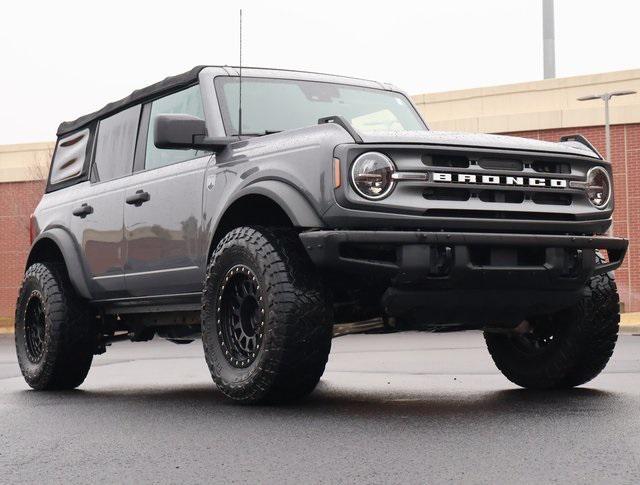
0;180;45;326
504;124;640;312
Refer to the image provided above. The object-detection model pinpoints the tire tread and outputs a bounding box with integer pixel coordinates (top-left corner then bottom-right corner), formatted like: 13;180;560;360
15;262;95;390
202;226;332;403
484;265;619;389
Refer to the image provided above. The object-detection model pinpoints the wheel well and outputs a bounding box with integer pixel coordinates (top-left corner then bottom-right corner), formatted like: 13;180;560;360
208;195;293;262
26;237;65;269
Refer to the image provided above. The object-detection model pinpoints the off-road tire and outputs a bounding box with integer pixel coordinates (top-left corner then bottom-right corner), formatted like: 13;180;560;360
201;226;333;404
15;263;96;390
484;268;619;389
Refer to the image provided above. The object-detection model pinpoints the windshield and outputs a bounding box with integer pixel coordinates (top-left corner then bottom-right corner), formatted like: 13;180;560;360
215;77;427;136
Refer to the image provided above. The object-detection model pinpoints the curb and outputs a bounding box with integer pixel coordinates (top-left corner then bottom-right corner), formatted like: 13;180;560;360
0;317;12;335
620;312;640;334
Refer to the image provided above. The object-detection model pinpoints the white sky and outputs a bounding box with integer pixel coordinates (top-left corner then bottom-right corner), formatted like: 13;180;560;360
1;0;639;144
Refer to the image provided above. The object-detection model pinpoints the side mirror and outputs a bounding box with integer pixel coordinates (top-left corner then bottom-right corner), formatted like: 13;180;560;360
154;114;236;152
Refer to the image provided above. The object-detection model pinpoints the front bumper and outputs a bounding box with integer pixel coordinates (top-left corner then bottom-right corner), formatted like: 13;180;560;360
300;230;628;324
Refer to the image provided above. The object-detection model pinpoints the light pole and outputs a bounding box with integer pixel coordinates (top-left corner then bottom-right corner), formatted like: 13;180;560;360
542;0;556;79
577;90;636;162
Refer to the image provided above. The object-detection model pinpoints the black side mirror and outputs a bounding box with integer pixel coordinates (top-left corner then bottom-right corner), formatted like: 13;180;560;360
154;114;236;152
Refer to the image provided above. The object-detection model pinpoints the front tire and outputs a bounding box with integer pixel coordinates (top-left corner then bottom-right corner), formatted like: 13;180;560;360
484;269;619;389
201;226;333;403
15;263;96;390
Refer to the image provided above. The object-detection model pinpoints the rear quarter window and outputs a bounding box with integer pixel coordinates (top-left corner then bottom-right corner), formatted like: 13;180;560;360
47;128;93;191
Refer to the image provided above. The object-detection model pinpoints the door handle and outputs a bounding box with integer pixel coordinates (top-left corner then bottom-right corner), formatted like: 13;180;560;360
72;203;93;218
126;190;150;206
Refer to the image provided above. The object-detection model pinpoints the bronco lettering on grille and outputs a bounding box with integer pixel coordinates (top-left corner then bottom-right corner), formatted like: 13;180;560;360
432;172;567;188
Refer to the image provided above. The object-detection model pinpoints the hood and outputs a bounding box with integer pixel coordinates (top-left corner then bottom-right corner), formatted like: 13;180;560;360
357;130;601;159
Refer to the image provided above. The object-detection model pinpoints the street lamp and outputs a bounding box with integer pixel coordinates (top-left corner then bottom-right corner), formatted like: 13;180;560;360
577;90;636;162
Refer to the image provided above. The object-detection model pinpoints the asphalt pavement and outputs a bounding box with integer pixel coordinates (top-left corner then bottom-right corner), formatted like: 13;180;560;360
1;330;639;484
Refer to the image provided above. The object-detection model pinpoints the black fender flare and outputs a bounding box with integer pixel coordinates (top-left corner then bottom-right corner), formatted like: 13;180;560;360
28;228;93;300
229;180;324;228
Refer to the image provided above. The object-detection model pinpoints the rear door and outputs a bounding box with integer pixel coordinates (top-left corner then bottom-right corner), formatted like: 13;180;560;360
123;85;211;297
68;106;140;299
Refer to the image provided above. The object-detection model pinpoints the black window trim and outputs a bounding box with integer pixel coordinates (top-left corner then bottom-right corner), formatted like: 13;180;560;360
45;125;96;193
134;103;152;173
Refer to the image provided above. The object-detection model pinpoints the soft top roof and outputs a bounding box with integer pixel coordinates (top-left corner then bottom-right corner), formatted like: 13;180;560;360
56;65;206;136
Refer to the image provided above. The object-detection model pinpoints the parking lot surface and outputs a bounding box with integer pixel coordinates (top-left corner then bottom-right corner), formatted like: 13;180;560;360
1;331;639;484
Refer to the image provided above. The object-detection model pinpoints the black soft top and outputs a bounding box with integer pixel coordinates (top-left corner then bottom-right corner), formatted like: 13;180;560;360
56;65;206;137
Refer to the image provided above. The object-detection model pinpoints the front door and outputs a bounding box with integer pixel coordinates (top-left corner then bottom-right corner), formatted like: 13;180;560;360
123;85;210;297
123;156;210;296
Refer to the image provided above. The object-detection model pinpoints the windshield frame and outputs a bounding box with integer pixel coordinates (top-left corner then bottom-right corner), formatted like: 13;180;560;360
213;75;428;136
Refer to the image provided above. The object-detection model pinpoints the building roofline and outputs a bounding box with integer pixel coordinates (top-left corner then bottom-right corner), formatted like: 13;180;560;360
0;141;55;154
413;68;640;104
412;69;640;134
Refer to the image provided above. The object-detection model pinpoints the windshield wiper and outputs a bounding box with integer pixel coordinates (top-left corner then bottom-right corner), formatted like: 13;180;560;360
240;130;282;137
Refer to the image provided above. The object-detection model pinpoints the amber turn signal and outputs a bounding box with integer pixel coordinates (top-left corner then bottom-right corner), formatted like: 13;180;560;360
333;158;341;188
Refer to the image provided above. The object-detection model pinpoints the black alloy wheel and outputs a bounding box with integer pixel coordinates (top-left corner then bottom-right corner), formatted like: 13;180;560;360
217;265;265;368
23;292;46;363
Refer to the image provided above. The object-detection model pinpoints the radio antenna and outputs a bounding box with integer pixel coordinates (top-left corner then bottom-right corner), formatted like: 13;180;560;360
238;8;243;137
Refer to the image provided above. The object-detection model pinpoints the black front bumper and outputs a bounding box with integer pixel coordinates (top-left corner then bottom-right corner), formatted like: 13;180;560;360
300;230;628;324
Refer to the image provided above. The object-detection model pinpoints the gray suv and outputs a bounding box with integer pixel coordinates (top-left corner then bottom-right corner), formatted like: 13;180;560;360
16;66;628;403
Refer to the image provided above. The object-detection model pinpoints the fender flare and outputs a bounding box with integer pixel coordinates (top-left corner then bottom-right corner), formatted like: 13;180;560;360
229;180;324;228
28;228;93;300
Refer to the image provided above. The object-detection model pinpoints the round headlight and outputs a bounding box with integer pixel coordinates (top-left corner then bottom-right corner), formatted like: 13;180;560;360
586;166;612;209
350;152;396;200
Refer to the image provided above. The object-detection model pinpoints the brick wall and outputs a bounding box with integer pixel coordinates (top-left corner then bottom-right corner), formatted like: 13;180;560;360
0;180;45;327
505;124;640;312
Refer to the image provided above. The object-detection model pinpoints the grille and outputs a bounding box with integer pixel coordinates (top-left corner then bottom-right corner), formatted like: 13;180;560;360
424;187;470;201
478;158;523;171
532;161;571;174
414;150;587;221
422;154;469;168
531;192;572;206
478;190;525;204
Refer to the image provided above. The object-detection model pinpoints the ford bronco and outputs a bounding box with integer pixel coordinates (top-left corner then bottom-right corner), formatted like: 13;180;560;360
16;66;627;402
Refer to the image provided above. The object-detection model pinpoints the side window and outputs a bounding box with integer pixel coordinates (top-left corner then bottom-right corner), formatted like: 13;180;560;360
92;105;141;183
49;128;91;185
145;85;205;170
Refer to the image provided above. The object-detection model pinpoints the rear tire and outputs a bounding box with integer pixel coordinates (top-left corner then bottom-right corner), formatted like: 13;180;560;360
484;268;619;389
15;263;96;390
201;226;333;404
